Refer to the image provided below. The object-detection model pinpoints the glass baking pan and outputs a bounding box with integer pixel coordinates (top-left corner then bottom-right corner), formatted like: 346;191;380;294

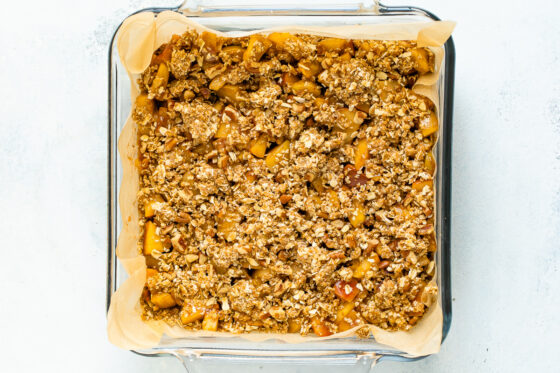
107;1;454;371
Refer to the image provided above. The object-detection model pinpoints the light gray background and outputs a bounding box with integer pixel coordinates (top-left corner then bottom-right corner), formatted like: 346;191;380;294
1;0;559;372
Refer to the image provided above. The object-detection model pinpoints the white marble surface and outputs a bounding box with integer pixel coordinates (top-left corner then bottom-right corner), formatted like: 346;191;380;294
1;0;559;372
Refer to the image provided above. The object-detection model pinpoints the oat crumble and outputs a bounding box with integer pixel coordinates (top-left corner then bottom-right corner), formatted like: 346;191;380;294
133;30;439;337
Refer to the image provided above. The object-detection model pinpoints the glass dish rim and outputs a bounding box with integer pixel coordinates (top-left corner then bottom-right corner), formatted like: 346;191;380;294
107;2;455;365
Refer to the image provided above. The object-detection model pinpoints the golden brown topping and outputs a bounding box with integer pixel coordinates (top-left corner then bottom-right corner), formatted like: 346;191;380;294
135;29;437;336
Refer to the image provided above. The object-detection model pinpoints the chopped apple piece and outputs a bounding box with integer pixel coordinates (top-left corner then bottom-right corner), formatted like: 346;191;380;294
180;303;206;324
313;97;327;108
202;310;219;331
411;47;432;74
135;94;155;115
217;84;241;104
424;152;436;175
249;136;268;158
334;108;365;143
265;141;290;168
291;80;322;96
217;210;242;242
352;259;373;279
354;139;369;170
337;310;364;332
209;74;227;91
280;72;299;89
213;101;225;112
334;279;360;302
252;268;273;282
201;31;221;54
428;234;437;252
267;32;307;58
155;107;170;128
215;122;232;139
338;52;352;62
349;202;366;228
144;195;164;218
317;38;350;53
243;34;272;62
245;172;257;183
311;176;325;193
143;221;163;255
279;194;292;204
151;292;176;308
268;32;299;47
412;179;433;192
336;302;355;322
355;103;370;113
311;317;332;337
151;63;169;92
297;60;322;78
151;43;173;65
221;45;244;63
326;189;340;210
337;319;353;332
267;32;289;44
288;319;301;333
394;204;413;221
335;108;365;131
419;111;438;137
146;268;158;280
142;287;150;303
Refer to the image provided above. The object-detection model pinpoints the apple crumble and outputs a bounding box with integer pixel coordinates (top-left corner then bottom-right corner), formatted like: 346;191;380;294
133;30;439;337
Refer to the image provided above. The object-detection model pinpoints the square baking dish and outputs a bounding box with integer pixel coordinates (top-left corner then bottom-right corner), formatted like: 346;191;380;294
107;1;454;371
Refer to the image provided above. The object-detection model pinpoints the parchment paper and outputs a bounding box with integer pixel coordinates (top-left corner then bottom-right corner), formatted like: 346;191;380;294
107;10;454;356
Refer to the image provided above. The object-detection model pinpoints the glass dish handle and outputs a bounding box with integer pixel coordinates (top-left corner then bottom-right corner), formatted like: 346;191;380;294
179;0;378;14
171;350;380;373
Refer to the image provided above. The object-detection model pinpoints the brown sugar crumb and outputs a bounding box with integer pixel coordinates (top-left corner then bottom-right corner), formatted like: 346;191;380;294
134;29;438;336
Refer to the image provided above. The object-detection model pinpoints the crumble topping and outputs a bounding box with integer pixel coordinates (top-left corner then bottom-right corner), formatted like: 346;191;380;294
133;29;438;337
